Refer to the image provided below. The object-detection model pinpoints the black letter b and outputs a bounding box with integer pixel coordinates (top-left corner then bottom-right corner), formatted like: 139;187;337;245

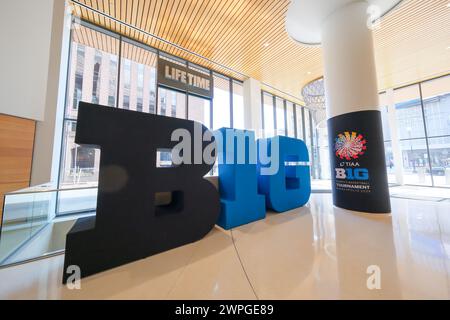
63;103;219;283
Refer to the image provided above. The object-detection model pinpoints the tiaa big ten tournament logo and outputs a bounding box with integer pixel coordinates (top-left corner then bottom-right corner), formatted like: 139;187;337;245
334;131;371;192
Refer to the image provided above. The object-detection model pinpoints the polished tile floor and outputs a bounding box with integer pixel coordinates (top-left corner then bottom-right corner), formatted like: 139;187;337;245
0;194;449;300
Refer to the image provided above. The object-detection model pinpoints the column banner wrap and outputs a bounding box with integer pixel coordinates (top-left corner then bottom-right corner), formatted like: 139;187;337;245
327;110;391;213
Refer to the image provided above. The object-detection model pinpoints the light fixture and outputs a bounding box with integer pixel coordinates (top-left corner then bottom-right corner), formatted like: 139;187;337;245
307;71;312;75
446;2;450;8
263;42;270;48
302;77;327;129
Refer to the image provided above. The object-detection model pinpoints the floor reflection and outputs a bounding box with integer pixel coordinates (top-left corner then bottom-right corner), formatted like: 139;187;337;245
0;194;449;299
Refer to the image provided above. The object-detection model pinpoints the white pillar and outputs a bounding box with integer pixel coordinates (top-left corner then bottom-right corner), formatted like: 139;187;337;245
386;88;405;185
31;0;72;186
0;0;57;121
322;1;379;119
243;78;263;137
0;0;70;187
287;0;400;214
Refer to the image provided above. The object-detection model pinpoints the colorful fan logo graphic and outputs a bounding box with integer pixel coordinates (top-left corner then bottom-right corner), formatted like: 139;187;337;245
335;132;367;160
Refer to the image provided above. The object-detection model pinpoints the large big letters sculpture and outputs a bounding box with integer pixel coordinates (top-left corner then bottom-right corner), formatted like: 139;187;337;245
63;102;220;283
216;129;266;230
257;136;311;212
63;103;312;282
216;131;311;229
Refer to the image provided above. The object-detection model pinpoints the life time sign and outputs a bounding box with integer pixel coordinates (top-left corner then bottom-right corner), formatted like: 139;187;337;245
157;58;213;99
63;103;311;283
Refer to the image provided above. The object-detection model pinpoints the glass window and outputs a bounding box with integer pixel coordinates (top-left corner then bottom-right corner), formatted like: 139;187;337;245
428;136;450;187
296;107;305;141
421;75;450;187
57;188;98;216
304;109;314;177
66;26;120;119
422;75;450;138
58;20;256;217
394;85;425;140
158;88;186;119
400;139;432;186
384;141;396;184
136;64;144;112
92;52;102;104
275;97;286;136
121;59;131;110
317;125;330;180
107;56;118;107
213;74;231;129
394;84;433;186
119;41;157;113
286;102;296;138
263;93;275;138
60;121;100;188
232;81;245;130
304;109;312;147
60;24;119;192
71;45;85;115
188;95;211;128
379;92;391;142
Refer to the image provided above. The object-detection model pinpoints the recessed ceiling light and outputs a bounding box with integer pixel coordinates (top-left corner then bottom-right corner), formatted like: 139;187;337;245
446;2;450;8
263;43;270;48
307;71;312;75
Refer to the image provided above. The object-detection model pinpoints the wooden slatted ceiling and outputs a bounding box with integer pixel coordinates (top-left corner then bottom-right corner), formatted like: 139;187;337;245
70;0;450;102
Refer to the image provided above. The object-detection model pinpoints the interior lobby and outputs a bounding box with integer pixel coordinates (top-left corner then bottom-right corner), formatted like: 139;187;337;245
0;0;449;301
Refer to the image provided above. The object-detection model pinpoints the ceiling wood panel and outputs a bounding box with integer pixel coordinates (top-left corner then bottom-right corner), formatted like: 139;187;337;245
70;0;450;102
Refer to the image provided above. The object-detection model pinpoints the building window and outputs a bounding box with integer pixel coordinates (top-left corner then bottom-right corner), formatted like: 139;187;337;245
158;88;186;119
123;95;130;110
262;91;304;139
117;41;157;113
232;81;245;130
149;67;157;114
262;92;275;138
71;147;96;171
58;20;247;216
296;107;305;141
394;85;432;186
72;45;85;112
286;101;296;138
136;64;144;112
421;75;450;187
60;23;120;196
275;97;286;136
108;57;118;107
121;59;131;110
92;52;102;104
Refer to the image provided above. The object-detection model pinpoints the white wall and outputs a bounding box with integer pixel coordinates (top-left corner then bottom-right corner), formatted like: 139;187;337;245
0;0;56;121
0;0;71;186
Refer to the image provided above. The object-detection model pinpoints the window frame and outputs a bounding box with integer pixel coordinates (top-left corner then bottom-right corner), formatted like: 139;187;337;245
56;19;246;215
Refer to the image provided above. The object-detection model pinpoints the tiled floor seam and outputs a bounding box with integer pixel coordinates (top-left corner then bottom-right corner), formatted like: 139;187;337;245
230;229;259;300
164;244;200;300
